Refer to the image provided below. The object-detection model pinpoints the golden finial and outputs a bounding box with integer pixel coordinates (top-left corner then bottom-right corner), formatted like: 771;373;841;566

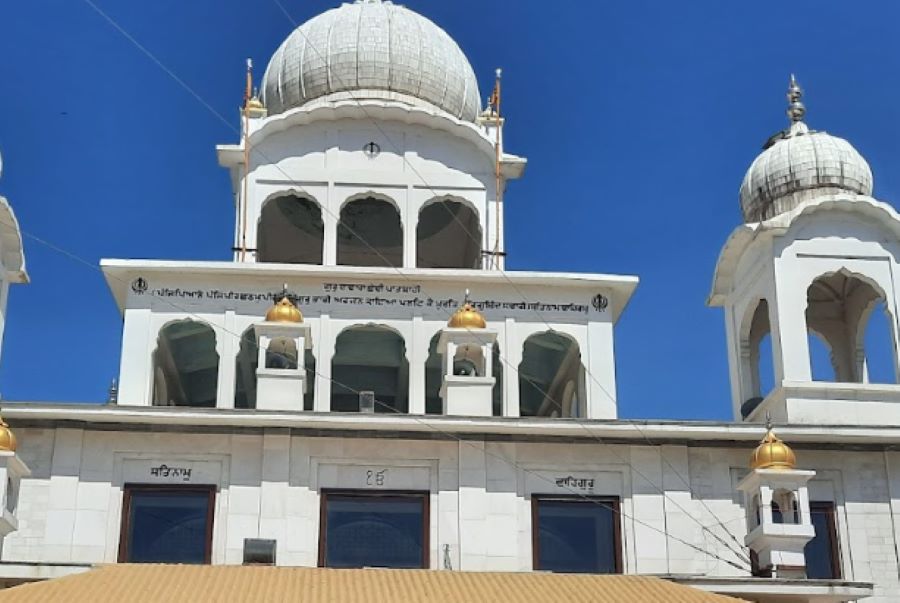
265;284;303;323
750;414;796;470
447;289;486;329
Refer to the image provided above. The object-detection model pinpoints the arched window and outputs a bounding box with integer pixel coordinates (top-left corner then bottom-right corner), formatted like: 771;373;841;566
235;327;316;410
416;199;481;268
153;321;219;407
257;194;324;264
338;197;403;267
519;332;586;417
424;333;502;415
806;271;897;383
332;326;408;413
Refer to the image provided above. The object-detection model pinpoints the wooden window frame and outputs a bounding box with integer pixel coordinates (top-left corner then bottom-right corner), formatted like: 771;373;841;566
810;500;842;579
317;489;430;569
118;483;216;564
531;494;623;574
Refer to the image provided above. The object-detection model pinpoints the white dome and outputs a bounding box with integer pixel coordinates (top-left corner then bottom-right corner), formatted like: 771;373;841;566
739;77;873;222
739;124;873;222
261;0;481;121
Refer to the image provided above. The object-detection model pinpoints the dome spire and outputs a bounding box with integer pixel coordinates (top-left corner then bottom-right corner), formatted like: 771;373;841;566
786;74;806;124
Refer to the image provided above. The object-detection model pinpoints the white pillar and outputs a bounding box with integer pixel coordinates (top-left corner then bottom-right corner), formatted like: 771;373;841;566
217;311;237;409
118;308;153;406
323;183;338;266
503;318;520;418
587;321;617;419
314;315;334;412
404;186;416;268
408;317;426;415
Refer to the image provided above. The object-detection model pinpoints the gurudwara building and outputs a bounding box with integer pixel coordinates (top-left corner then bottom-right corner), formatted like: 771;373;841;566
0;1;898;601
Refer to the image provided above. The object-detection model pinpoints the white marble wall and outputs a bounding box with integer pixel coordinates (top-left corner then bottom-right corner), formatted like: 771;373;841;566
6;427;900;601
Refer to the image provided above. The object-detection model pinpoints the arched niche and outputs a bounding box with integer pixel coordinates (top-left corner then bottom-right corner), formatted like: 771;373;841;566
257;193;324;264
332;325;408;413
518;331;586;417
805;270;898;383
235;326;316;410
424;332;502;415
416;198;482;269
337;196;403;267
152;320;219;407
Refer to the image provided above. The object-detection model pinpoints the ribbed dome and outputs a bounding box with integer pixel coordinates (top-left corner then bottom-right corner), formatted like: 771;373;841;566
261;0;481;121
739;77;873;223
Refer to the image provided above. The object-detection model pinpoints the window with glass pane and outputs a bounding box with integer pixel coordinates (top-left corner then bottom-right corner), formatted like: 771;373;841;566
319;491;428;568
533;496;621;573
119;485;215;564
806;501;841;579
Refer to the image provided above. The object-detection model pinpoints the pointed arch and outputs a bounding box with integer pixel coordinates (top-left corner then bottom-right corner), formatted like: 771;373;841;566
337;193;403;267
519;331;586;418
257;191;324;264
805;268;898;383
152;319;219;407
332;324;409;413
416;196;482;269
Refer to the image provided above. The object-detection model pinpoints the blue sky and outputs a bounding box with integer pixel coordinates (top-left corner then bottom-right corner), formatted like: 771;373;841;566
0;0;898;419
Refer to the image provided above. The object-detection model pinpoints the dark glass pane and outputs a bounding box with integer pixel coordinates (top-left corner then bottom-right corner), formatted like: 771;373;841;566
806;505;838;579
324;496;424;568
126;490;211;563
536;499;617;573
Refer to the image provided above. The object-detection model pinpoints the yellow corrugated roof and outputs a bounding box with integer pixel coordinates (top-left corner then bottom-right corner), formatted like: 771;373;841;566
0;565;744;602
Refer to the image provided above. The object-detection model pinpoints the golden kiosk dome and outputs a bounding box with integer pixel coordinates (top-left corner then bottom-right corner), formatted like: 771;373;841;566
0;415;17;453
448;294;486;329
750;428;796;471
266;296;303;323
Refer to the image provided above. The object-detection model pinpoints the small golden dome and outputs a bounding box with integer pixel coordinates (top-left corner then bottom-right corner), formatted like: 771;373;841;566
448;300;486;329
0;416;17;452
265;296;303;323
750;428;796;470
246;96;265;110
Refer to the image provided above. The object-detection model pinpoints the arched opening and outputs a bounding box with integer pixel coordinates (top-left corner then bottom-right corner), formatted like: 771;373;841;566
235;328;316;410
424;333;503;415
771;489;798;524
332;325;409;413
519;332;586;417
806;271;897;383
257;194;324;264
337;197;403;267
740;300;775;419
416;199;481;268
152;321;219;407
